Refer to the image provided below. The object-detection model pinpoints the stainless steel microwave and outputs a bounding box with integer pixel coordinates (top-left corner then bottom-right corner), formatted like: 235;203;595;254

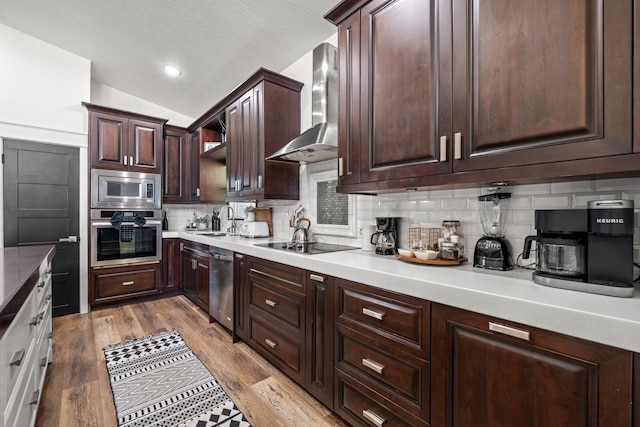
91;169;161;209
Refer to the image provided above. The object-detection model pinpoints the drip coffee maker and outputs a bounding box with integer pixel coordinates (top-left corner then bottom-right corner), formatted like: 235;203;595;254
371;217;399;255
474;193;513;270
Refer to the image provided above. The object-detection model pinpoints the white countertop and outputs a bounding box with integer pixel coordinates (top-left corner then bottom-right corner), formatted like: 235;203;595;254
167;231;640;353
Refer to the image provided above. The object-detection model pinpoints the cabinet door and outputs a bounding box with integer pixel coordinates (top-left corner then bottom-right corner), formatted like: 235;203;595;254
238;89;257;197
128;119;162;173
89;110;128;170
162;238;181;292
188;132;200;202
431;303;632;427
306;272;334;409
358;0;450;183
452;0;633;172
195;253;210;309
250;83;264;197
163;128;187;203
225;100;242;199
337;11;362;186
233;253;248;342
181;251;196;297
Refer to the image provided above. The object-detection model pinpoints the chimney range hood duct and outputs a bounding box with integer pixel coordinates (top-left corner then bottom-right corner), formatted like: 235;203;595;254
266;43;338;164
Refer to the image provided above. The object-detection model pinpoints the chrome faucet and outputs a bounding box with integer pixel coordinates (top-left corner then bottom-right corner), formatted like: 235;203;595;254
224;205;236;234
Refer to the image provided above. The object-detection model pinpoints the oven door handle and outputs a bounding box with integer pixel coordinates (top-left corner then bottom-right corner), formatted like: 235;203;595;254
91;220;162;227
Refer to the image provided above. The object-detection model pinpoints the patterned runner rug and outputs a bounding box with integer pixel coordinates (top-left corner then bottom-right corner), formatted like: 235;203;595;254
103;329;251;427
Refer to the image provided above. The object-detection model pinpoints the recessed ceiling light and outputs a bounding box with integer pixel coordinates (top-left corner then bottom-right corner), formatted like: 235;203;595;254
163;64;181;77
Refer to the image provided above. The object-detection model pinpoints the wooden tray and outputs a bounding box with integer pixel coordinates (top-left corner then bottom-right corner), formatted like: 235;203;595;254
395;253;467;266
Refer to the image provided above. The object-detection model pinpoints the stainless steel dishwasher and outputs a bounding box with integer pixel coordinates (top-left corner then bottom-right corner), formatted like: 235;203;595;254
209;246;234;331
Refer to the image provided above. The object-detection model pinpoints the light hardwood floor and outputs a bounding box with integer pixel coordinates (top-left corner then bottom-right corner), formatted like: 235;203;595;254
35;295;349;427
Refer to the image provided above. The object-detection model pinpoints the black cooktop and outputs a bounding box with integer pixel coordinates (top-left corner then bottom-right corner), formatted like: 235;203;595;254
255;241;360;255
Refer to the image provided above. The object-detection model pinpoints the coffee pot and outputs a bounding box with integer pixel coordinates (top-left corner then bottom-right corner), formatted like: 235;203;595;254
371;217;399;255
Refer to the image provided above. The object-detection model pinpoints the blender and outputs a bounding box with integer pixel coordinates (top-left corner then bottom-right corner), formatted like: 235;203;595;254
474;192;513;270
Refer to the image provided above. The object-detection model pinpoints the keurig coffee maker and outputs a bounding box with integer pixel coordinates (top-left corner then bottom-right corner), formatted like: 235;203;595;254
523;200;635;297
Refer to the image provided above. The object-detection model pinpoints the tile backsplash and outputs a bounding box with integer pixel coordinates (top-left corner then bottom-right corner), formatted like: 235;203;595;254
165;163;640;264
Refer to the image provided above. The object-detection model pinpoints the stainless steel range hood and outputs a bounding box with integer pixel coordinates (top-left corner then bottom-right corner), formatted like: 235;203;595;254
266;43;338;163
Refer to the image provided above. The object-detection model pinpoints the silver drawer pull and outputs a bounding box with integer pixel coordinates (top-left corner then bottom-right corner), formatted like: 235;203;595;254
309;273;325;282
235;254;244;259
489;322;530;341
265;299;278;308
362;358;385;374
122;281;135;286
362;307;385;320
30;390;40;406
10;348;26;366
362;409;386;427
265;338;277;349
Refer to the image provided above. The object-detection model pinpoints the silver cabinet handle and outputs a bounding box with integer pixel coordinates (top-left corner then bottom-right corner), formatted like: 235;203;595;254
129;156;133;166
10;348;26;366
123;155;128;166
196;187;201;197
309;274;325;282
265;299;278;308
235;254;244;259
338;157;344;176
59;235;78;243
489;322;530;341
122;281;135;286
362;409;386;427
454;132;462;159
265;338;277;349
362;307;385;320
257;174;263;189
30;390;40;406
440;135;447;161
362;358;385;374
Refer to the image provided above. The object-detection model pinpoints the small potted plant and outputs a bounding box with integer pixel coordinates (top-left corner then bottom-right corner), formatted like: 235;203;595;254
195;214;210;229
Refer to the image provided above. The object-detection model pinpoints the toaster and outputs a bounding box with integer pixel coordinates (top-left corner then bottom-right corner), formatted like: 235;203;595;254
240;221;270;238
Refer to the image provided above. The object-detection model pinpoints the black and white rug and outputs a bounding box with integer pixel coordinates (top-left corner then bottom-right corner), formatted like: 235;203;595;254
103;329;251;427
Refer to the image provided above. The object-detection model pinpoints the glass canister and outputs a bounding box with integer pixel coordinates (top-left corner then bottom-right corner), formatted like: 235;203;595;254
441;220;464;256
440;242;460;260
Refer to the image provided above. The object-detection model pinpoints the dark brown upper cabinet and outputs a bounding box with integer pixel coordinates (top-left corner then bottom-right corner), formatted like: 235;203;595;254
163;125;189;203
326;0;634;193
84;102;166;174
224;71;303;201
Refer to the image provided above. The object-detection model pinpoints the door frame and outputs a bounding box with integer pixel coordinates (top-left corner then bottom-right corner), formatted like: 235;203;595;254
0;133;89;314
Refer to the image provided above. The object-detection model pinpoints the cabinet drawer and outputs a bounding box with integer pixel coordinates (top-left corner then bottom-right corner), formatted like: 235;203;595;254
1;293;36;405
335;370;428;427
247;257;305;293
249;316;302;380
249;280;303;332
5;358;38;427
337;280;429;356
34;271;52;312
94;267;159;299
337;327;429;417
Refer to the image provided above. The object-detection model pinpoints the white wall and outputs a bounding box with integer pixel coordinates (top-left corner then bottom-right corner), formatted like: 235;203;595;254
0;24;91;313
91;82;194;127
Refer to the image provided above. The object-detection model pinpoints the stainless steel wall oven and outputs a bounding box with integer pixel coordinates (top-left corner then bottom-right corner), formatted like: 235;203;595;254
90;209;162;267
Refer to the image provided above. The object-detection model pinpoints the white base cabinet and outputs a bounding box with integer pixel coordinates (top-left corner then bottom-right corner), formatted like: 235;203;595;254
0;263;52;427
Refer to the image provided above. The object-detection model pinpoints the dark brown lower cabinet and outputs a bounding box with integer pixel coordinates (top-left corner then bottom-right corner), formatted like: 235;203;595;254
162;238;181;293
180;241;209;312
431;303;633;427
90;262;161;305
234;256;335;409
635;354;640;427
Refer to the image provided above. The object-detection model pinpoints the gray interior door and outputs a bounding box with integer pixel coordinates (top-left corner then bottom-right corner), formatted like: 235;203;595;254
3;140;80;316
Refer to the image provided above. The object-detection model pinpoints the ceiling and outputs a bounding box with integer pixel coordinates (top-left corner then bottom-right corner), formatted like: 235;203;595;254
0;0;339;120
